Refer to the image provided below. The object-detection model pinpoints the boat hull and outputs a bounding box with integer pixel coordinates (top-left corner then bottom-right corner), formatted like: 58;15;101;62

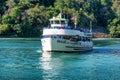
41;38;93;52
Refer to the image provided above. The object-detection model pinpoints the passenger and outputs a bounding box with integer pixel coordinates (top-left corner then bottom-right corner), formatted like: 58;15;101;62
61;36;64;39
69;38;72;41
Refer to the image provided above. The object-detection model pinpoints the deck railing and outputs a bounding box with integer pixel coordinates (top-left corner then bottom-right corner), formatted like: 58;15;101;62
44;26;91;33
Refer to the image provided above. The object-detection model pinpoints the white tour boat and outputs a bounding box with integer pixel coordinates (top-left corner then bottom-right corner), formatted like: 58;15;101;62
41;14;93;52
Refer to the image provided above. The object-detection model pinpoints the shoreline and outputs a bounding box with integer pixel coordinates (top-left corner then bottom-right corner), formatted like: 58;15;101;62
0;37;40;40
93;38;120;40
0;37;119;40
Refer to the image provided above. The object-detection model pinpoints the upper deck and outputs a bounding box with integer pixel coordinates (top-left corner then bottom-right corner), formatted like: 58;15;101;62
43;14;92;37
43;27;92;37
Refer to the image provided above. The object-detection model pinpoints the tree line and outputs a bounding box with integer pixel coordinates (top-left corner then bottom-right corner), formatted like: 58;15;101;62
0;0;120;37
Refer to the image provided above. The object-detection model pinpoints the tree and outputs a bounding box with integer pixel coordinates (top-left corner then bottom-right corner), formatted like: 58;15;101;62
108;0;120;37
0;0;120;37
0;0;7;24
54;0;80;10
18;5;48;37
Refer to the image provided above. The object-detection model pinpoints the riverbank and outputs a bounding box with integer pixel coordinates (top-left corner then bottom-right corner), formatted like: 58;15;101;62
93;27;110;38
0;37;119;41
93;32;110;38
0;38;40;40
93;38;120;40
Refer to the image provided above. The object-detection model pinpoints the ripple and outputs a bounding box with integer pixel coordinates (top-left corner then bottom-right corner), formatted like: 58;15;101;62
93;48;120;54
36;49;42;53
0;39;120;80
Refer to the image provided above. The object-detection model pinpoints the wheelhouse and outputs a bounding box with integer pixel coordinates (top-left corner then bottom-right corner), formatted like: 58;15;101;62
49;17;68;28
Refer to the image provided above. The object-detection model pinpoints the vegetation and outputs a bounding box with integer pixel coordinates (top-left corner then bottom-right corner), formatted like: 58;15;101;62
0;0;120;38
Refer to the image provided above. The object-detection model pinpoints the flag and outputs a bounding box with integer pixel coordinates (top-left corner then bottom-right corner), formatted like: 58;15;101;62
70;16;76;21
56;13;62;18
60;24;64;29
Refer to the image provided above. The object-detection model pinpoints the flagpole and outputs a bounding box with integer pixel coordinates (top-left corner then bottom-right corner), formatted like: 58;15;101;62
75;16;77;28
71;16;77;28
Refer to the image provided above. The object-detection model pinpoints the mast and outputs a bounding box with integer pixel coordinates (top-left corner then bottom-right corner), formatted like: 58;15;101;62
75;16;77;28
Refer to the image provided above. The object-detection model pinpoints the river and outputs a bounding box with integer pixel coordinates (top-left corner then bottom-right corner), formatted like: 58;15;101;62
0;38;120;80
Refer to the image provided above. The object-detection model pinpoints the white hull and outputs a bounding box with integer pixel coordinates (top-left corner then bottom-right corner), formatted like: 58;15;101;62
41;38;93;52
41;15;93;52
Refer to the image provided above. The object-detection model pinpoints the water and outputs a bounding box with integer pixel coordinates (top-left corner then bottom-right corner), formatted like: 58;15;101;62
0;38;120;80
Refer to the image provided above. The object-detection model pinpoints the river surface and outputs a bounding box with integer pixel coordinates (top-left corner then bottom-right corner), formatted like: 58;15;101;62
0;38;120;80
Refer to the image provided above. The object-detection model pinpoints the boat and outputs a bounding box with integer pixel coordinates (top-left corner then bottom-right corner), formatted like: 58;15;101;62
41;13;93;52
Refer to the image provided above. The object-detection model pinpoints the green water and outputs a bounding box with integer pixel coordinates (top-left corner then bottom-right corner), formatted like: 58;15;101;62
0;38;120;80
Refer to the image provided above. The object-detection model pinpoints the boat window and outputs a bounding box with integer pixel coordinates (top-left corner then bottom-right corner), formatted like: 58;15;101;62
90;37;92;41
86;37;92;41
86;37;89;41
82;37;86;41
79;36;81;41
50;21;54;24
87;37;92;41
61;20;65;24
55;20;60;24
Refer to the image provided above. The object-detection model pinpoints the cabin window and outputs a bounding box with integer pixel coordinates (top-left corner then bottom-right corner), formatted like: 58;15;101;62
90;37;92;41
50;21;54;24
64;36;71;39
86;37;92;41
82;37;86;41
86;37;89;41
79;36;82;41
61;20;65;24
55;20;60;24
88;37;91;41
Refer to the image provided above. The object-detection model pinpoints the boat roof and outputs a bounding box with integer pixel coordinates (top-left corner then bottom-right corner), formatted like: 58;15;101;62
49;18;66;21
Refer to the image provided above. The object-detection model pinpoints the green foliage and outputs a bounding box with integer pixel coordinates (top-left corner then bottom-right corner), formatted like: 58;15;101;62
108;1;120;38
55;0;79;10
2;6;21;24
0;24;13;36
0;0;6;14
108;18;120;37
0;0;120;38
0;0;7;23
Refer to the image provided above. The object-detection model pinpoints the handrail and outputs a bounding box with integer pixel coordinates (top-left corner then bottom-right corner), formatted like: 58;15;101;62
41;35;92;42
44;26;92;33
